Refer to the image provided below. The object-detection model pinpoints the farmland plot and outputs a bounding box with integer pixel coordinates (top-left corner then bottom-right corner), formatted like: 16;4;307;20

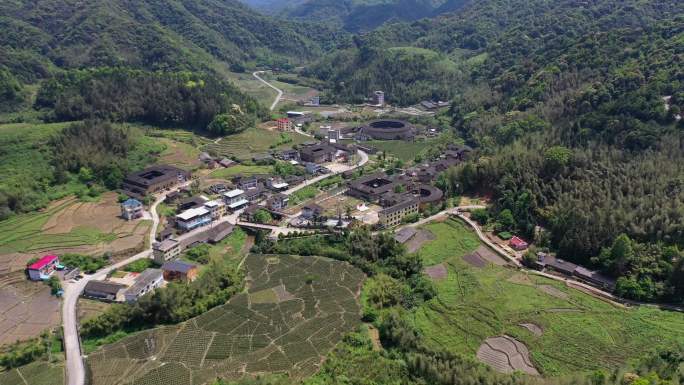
411;219;684;376
86;255;365;384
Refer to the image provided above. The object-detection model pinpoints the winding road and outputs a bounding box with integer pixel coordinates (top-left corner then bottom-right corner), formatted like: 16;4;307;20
62;188;177;385
252;71;283;111
61;147;369;384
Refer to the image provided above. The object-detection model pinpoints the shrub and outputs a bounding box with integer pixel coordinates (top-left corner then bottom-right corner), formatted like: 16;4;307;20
470;208;490;225
498;231;513;240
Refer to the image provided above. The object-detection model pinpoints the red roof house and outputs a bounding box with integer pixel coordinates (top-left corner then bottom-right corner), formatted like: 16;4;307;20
509;236;529;251
27;255;59;281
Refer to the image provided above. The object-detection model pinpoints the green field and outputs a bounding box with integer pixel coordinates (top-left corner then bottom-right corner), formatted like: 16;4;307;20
416;219;480;265
208;164;273;179
367;139;437;162
410;219;684;376
288;185;319;207
86;255;365;384
0;361;64;385
221;71;279;108
198;227;248;269
202;128;310;161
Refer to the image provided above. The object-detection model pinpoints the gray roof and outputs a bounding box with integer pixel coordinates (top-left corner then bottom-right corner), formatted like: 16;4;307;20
380;197;419;215
124;165;188;187
154;238;179;252
84;280;126;295
162;260;197;274
126;268;163;296
208;222;235;243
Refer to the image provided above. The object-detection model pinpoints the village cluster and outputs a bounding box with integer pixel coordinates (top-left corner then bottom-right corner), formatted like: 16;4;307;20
23;91;616;307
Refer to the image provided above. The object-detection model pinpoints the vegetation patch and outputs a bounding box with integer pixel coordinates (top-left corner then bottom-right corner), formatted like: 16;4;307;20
209;164;273;179
367;139;436;163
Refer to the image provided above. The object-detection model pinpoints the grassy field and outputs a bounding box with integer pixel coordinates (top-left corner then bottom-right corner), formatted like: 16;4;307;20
416;219;480;265
409;219;684;377
157;137;202;170
86;255;365;384
222;71;279;108
288;185;319;207
367;139;437;162
202;128;310;161
204;227;248;268
209;164;273;179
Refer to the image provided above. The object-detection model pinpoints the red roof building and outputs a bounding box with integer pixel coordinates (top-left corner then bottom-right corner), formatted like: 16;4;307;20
27;255;59;281
509;236;529;251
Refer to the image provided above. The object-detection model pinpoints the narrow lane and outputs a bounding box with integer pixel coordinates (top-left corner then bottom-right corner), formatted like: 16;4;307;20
252;71;283;111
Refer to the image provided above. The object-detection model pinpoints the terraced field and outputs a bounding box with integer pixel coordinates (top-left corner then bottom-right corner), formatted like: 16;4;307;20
411;219;684;376
0;193;150;259
201;128;310;160
86;255;365;384
0;361;64;385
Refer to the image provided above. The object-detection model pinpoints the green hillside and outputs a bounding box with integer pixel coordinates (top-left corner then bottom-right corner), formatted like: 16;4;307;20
0;0;346;82
244;0;469;32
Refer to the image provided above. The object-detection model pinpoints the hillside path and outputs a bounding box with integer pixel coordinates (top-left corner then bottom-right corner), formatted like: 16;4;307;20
253;70;283;111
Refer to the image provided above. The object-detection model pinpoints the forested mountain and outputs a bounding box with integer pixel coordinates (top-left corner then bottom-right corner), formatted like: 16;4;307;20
242;0;469;32
306;0;681;105
307;0;684;302
0;0;346;83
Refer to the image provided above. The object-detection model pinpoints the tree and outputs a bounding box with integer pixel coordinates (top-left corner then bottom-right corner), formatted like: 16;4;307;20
496;209;516;232
601;234;635;275
544;146;573;173
253;209;273;224
47;276;62;295
0;68;23;110
669;258;684;303
365;274;406;308
78;167;94;183
207;105;253;136
470;208;489;225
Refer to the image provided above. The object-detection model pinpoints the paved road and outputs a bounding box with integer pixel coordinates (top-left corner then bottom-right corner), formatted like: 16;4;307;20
252;71;283;111
62;192;165;385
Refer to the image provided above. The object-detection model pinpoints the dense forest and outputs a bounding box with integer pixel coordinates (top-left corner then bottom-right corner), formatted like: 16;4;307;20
306;0;682;105
253;0;470;32
36;68;265;131
446;15;683;302
0;0;346;81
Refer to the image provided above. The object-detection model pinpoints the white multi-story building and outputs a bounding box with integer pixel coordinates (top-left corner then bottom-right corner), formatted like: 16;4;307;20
223;189;249;212
176;207;212;232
